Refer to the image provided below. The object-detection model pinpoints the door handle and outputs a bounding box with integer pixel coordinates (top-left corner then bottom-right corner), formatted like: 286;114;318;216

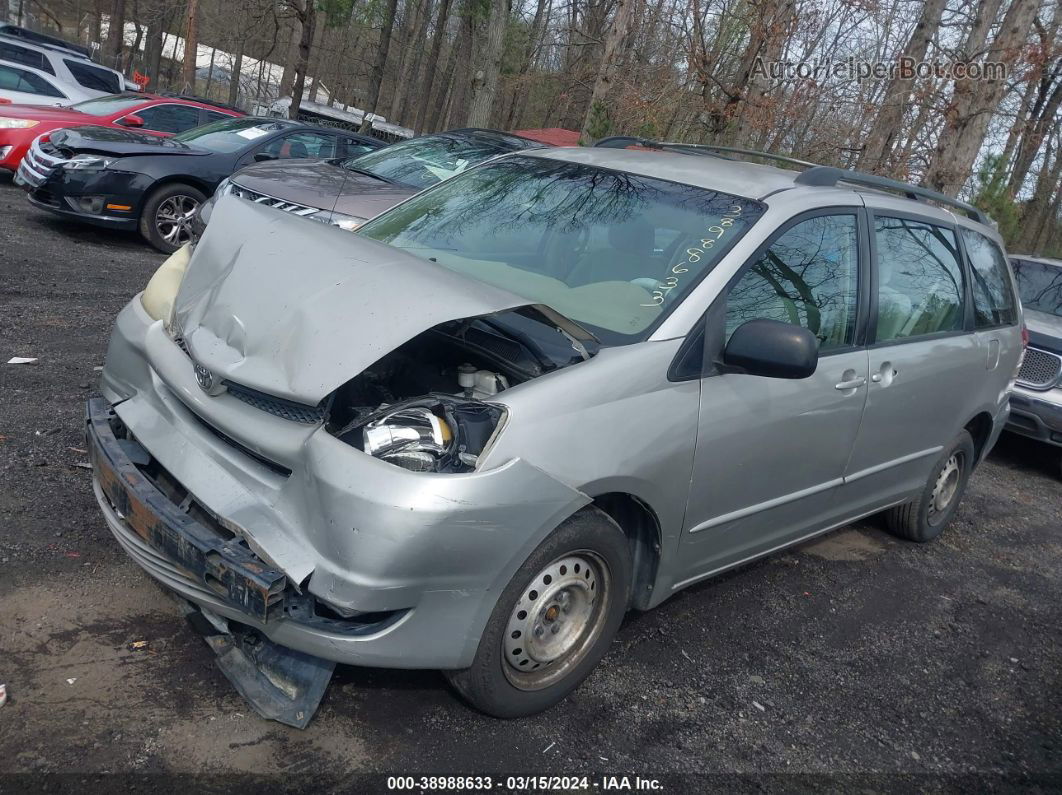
835;376;867;390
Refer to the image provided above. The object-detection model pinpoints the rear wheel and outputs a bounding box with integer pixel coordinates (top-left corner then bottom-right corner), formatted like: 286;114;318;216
140;183;205;253
884;430;975;542
444;508;631;718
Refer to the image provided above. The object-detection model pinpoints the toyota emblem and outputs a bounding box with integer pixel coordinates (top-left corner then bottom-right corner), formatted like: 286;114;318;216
194;363;216;393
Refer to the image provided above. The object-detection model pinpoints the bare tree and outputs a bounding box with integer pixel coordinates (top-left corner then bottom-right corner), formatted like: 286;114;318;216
579;0;637;141
360;0;400;131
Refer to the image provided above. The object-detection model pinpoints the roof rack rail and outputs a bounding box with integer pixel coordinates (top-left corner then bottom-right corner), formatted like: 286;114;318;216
594;135;990;225
796;166;988;224
593;136;821;169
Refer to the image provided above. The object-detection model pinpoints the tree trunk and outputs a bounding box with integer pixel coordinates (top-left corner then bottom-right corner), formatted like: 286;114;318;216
180;0;199;93
505;0;550;129
393;0;433;125
467;0;509;127
360;0;400;132
204;46;217;94
447;8;475;128
278;17;301;98
1006;68;1062;196
228;35;245;106
143;2;164;90
923;0;1038;195
578;0;637;142
106;0;126;68
858;0;947;173
414;0;453;132
289;0;318;118
425;35;459;131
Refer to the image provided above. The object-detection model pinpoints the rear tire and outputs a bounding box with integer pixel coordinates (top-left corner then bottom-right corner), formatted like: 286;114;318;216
140;182;205;253
444;508;631;718
884;430;975;542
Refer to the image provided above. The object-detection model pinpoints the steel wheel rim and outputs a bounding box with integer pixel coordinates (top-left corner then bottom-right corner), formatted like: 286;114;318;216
155;194;199;246
928;452;963;524
502;551;611;691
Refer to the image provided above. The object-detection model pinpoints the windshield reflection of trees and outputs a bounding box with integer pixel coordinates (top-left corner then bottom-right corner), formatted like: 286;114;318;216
1014;260;1062;317
387;159;760;257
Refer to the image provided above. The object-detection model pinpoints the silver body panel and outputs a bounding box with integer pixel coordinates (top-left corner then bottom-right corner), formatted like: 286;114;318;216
96;148;1022;669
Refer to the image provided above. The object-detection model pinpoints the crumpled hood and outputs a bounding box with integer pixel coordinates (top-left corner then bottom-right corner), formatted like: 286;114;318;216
172;196;531;405
50;125;198;157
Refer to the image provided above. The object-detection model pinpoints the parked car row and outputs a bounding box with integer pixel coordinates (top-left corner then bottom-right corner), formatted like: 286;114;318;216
81;136;1039;721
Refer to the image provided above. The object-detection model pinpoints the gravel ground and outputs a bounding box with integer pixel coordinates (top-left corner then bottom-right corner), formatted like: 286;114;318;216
1;176;1061;791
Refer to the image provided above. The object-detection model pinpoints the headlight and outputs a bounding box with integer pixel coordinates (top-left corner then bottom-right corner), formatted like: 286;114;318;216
336;397;505;472
0;118;39;129
309;209;367;232
141;243;192;321
64;154;116;170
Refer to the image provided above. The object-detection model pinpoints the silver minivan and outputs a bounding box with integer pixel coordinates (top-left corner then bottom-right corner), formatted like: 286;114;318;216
89;143;1023;719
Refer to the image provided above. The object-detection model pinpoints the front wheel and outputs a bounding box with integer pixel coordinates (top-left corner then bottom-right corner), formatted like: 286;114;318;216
884;430;976;542
444;508;631;718
139;182;206;253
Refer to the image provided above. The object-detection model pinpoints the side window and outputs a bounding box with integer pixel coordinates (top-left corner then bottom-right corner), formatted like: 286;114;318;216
342;137;376;157
874;217;964;342
203;109;232;124
134;104;202;133
0;42;49;72
960;228;1018;327
726;214;859;350
0;64;63;97
63;59;120;93
18;70;63;97
261;131;336;159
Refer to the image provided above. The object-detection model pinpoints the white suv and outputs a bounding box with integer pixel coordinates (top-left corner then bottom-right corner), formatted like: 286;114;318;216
0;33;136;98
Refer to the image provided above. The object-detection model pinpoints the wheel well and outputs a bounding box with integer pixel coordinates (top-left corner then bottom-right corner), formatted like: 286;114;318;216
590;493;661;610
965;412;994;463
142;177;210;212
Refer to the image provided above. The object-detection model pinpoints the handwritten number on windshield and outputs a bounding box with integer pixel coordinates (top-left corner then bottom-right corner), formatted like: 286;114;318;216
642;205;745;307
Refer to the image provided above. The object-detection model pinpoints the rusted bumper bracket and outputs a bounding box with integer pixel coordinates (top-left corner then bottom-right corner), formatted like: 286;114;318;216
86;397;288;622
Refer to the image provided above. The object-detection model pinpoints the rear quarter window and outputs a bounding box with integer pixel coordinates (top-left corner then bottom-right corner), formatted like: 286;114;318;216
63;58;120;93
960;228;1018;327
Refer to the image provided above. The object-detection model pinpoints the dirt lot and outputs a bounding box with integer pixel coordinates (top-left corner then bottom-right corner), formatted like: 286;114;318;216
1;176;1061;790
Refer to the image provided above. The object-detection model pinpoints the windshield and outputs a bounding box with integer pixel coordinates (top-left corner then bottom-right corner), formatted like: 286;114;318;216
358;156;764;343
69;94;145;116
344;134;522;189
173;117;288;152
1013;258;1062;318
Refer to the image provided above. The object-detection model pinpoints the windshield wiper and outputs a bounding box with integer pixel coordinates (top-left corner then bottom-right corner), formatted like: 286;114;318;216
339;164;401;185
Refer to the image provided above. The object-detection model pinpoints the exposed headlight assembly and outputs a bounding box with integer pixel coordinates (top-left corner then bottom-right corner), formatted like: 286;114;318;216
309;210;367;231
141;243;192;322
64;154;116;170
336;397;506;473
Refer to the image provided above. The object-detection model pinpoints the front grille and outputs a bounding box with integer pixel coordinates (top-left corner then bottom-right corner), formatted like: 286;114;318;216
17;134;72;187
226;182;319;217
172;333;324;425
224;381;327;424
1017;347;1062;390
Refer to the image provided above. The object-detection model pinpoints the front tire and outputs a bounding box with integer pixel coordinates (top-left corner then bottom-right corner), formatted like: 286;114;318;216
884;430;975;542
445;508;632;718
139;182;206;253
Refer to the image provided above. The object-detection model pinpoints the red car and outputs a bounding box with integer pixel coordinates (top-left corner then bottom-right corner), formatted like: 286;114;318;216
0;92;243;174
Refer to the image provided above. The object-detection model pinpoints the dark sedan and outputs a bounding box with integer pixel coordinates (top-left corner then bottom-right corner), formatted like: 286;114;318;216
199;128;545;234
19;116;385;251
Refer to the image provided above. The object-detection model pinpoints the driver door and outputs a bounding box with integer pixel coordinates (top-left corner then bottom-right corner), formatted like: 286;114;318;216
676;210;871;587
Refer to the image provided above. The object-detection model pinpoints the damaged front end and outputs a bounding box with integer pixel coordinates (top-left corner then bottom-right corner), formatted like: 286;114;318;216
90;197;597;726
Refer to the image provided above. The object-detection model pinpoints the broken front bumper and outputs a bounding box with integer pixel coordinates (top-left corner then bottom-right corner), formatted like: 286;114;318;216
90;296;590;669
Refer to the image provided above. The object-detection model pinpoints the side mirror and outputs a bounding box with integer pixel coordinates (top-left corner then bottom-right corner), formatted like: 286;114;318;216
723;318;818;379
118;113;144;128
253;151;277;162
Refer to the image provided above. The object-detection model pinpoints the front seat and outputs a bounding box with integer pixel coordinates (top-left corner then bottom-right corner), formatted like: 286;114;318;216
565;219;655;286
